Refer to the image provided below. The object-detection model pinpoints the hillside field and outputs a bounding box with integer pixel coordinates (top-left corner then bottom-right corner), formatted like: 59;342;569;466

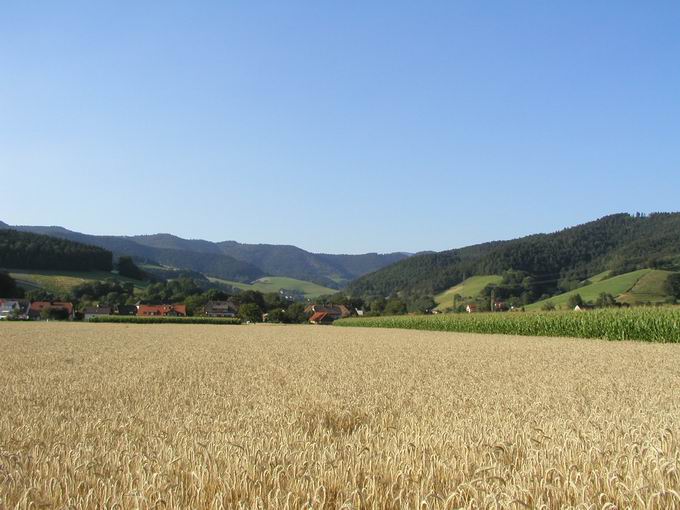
8;269;148;295
434;275;502;310
526;268;653;310
618;269;675;304
0;323;678;508
208;275;336;298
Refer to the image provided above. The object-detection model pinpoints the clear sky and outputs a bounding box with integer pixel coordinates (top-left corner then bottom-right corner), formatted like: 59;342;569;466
2;2;679;254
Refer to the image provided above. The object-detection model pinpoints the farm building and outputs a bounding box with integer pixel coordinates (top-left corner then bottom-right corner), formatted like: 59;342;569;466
137;304;187;317
309;311;336;325
202;300;238;318
466;304;478;313
28;301;74;320
83;305;112;321
304;304;353;320
0;299;29;320
115;304;138;316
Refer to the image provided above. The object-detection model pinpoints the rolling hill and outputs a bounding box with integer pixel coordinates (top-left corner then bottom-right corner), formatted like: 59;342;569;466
1;224;409;287
346;213;680;303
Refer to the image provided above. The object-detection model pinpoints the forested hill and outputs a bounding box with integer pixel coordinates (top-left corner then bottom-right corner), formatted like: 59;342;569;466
0;230;113;271
1;224;409;286
346;213;680;299
1;227;265;284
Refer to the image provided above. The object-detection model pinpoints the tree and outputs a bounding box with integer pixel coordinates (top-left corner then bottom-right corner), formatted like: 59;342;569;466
595;293;617;308
567;294;584;309
239;303;262;323
286;302;308;323
368;297;386;314
541;301;556;311
204;288;231;301
384;297;407;315
26;289;56;302
117;256;145;280
408;296;436;314
184;294;209;316
664;273;680;299
40;307;69;321
235;291;266;311
266;308;289;323
263;292;290;312
0;272;23;298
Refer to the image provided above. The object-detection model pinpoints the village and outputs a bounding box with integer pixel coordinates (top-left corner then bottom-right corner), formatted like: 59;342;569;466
0;298;361;324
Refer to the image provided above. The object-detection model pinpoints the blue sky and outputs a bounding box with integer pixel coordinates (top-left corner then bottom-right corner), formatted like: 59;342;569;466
2;2;679;254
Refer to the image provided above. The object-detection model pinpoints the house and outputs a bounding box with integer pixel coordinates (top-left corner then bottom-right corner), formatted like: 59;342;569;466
115;304;138;316
28;301;74;320
202;300;238;318
309;311;336;325
304;304;353;320
137;304;187;317
493;301;509;312
83;305;112;321
466;304;478;313
0;299;29;320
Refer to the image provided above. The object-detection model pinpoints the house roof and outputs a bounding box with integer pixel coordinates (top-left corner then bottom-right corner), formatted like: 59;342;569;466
83;306;112;315
205;300;237;311
115;305;138;315
137;304;187;316
29;301;74;314
309;311;334;323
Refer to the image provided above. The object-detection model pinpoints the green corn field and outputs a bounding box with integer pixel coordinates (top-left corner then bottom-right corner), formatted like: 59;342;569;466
335;307;680;342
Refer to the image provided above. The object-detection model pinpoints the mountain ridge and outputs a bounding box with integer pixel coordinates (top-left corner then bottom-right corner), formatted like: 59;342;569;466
1;223;409;286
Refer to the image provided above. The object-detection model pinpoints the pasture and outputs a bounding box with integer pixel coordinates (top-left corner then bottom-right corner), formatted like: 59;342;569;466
207;275;336;298
434;275;503;310
8;269;148;295
0;323;678;509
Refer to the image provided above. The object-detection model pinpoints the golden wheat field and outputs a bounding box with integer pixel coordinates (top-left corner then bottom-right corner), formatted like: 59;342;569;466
0;323;679;509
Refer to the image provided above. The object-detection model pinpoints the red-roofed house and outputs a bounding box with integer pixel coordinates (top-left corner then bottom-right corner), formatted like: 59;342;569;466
304;304;353;320
137;304;187;317
309;311;336;325
28;301;74;320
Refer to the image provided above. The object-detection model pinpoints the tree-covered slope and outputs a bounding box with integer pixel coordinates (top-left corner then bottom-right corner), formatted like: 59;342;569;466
346;213;680;299
0;229;113;272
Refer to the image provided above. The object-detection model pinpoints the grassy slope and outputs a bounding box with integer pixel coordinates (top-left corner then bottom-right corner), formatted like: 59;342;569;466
617;270;674;304
588;271;611;283
434;275;503;310
9;269;148;295
207;276;336;298
526;269;651;310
